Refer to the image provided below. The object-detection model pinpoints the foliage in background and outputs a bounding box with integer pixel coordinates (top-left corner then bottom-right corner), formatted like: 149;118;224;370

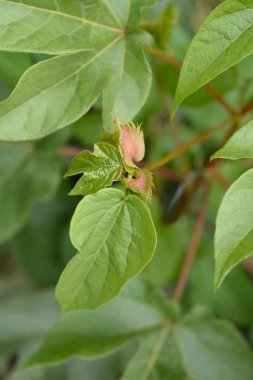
0;0;253;379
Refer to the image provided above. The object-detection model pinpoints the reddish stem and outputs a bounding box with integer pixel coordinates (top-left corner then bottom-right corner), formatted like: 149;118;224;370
58;145;83;156
173;186;210;303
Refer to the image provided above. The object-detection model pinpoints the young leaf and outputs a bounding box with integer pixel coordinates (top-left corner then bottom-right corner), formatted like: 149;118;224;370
56;188;157;311
115;118;154;200
0;142;60;244
214;169;253;289
212;120;253;160
0;1;155;140
24;292;165;367
65;143;122;196
123;311;253;379
172;0;253;116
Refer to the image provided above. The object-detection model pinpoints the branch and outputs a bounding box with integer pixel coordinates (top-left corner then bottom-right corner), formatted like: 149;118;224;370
173;186;210;303
146;116;237;171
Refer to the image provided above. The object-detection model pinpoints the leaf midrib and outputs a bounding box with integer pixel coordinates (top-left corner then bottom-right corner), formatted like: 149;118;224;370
71;196;126;307
181;8;253;92
177;324;244;376
140;325;171;380
0;0;121;33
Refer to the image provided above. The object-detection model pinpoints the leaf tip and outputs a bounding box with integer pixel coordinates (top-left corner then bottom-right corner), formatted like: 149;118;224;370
170;97;181;119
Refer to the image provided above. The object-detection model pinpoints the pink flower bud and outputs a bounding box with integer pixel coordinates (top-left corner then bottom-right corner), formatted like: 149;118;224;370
115;118;145;172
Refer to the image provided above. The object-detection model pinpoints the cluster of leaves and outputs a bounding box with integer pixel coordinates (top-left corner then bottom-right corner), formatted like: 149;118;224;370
56;118;156;310
0;0;253;379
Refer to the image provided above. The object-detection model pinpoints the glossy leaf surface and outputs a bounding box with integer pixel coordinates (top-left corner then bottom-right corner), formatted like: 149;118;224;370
66;143;122;196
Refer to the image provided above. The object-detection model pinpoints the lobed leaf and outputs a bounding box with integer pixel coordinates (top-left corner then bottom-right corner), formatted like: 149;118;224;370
65;143;123;196
123;310;253;379
212;120;253;160
56;188;157;310
172;0;253;116
214;169;253;289
0;0;155;139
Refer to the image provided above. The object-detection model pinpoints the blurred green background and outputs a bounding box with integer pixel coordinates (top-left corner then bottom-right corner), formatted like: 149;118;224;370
1;0;253;379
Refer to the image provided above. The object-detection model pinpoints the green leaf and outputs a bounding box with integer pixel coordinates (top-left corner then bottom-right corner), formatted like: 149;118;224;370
10;353;135;380
66;143;122;196
56;188;157;310
122;310;253;379
212;120;253;160
102;33;152;130
0;290;58;358
0;0;121;54
0;142;61;244
214;169;253;289
24;290;165;367
0;1;154;140
172;0;253;116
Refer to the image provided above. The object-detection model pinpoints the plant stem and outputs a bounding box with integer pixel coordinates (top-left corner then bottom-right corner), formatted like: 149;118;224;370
203;84;237;116
145;47;237;116
173;186;210;303
146;116;237;171
58;145;83;156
